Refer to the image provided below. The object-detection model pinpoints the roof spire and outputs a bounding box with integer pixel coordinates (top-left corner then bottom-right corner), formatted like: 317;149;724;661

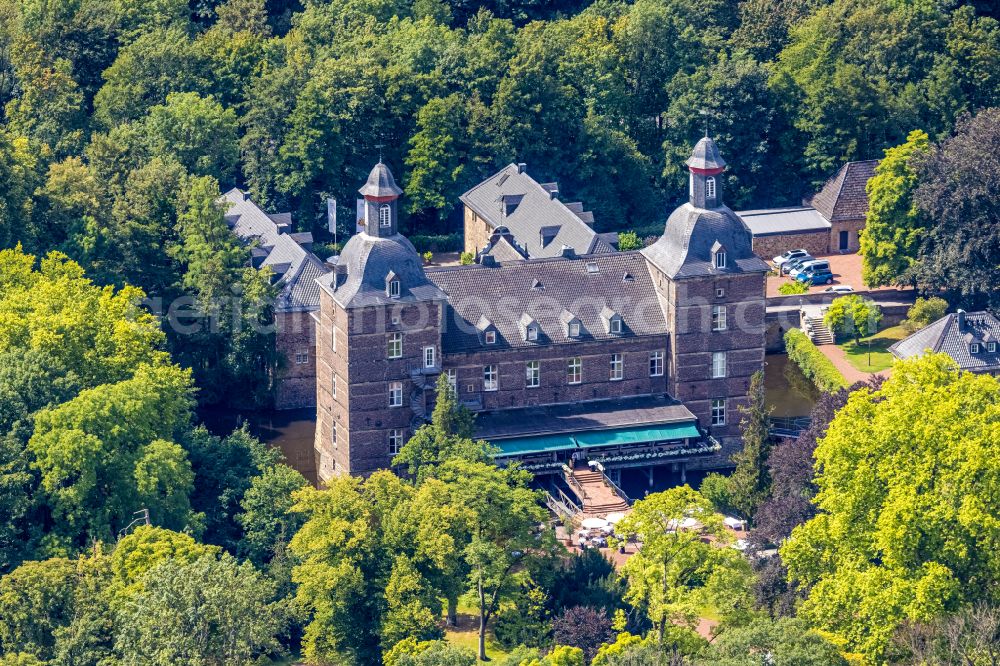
699;108;710;138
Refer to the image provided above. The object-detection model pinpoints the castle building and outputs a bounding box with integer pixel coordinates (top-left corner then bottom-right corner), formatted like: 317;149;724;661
313;139;767;483
222;188;330;409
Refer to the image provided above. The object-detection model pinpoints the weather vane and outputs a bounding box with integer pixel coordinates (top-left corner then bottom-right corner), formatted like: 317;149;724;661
375;143;385;163
699;108;711;138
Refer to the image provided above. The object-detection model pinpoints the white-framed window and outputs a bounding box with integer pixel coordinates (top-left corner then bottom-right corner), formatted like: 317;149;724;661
711;398;726;426
989;342;997;353
715;251;727;269
649;351;664;377
388;332;402;359
716;287;725;298
712;351;727;378
569;322;581;338
526;360;540;388
445;369;457;393
970;342;981;354
712;305;727;331
379;204;392;227
527;326;538;341
295;351;309;364
332;374;337;398
610;318;622;334
610;354;623;381
388;279;400;298
388;429;404;455
485;330;496;345
567;357;582;384
484;365;498;391
706;176;716;200
423;346;435;368
389;381;403;407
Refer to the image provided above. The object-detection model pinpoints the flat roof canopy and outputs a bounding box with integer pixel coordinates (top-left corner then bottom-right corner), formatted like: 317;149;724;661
493;420;700;458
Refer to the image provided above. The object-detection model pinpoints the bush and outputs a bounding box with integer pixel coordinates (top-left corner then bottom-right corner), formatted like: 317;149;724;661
422;251;433;264
904;296;948;332
784;329;848;393
459;251;475;265
616;231;642;251
824;295;882;343
778;280;809;295
551;606;614;662
409;233;462;254
699;473;735;515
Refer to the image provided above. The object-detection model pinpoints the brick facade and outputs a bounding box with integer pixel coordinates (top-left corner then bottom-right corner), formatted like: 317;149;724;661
274;311;319;409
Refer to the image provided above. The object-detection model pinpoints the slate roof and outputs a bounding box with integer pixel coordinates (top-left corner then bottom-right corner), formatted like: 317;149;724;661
222;188;331;312
358;162;403;198
474;395;697;441
736;207;831;236
460;164;611;259
890;311;1000;372
805;160;878;222
482;235;527;262
686;136;726;171
426;252;667;353
318;232;447;309
641;203;770;279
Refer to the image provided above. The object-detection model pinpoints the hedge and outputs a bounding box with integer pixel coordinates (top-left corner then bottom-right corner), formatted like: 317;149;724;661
409;233;462;254
784;328;848;393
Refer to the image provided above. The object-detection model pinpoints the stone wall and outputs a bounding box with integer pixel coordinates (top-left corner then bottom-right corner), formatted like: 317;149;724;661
751;230;831;260
463;206;494;256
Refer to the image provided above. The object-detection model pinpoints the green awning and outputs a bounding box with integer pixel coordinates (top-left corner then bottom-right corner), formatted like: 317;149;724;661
493;432;579;457
574;422;700;448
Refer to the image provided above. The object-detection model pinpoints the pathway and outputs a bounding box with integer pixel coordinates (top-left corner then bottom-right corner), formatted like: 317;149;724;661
567;467;630;517
816;341;891;385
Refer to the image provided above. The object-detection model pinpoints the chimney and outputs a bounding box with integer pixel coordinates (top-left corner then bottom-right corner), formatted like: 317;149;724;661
560;245;576;259
957;309;966;331
517;163;527;174
549;189;558;200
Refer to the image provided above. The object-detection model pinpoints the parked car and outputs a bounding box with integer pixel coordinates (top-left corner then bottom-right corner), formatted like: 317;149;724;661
796;266;835;285
773;248;810;268
789;259;829;278
824;285;854;293
782;255;815;275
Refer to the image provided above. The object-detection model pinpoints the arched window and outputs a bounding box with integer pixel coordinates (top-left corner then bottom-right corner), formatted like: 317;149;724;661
705;176;716;200
379;204;392;227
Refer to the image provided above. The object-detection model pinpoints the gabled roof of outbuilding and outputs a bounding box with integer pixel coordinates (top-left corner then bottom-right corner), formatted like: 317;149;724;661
889;311;1000;372
222;188;330;313
641;203;769;279
805;160;878;222
460;164;609;259
426;252;666;353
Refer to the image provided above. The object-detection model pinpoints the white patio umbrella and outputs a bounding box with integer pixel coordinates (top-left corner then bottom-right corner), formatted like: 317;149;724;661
581;517;610;530
605;512;627;524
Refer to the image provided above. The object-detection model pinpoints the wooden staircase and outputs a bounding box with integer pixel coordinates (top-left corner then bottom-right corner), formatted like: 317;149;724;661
566;465;629;517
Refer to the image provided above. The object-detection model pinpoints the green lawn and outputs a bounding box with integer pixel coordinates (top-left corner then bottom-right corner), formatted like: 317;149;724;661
443;597;512;662
838;324;909;373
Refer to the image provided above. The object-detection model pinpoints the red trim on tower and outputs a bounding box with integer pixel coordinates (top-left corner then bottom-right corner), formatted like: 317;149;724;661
689;166;725;176
363;195;399;203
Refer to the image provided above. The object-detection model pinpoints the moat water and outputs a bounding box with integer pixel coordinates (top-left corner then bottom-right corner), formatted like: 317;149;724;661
200;407;318;485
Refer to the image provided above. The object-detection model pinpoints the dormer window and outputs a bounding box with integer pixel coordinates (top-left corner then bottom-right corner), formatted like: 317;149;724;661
569;322;580;338
379;204;392;227
601;306;624;335
989;342;997;353
527;326;538;341
711;241;727;270
970;342;981;354
520;313;540;342
706;176;716;200
386;271;401;298
485;330;496;345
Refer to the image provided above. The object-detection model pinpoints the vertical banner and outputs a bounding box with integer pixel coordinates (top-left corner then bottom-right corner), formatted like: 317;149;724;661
326;197;337;245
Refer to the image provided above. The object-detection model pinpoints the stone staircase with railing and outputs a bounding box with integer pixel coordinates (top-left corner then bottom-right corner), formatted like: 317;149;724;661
802;313;834;345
